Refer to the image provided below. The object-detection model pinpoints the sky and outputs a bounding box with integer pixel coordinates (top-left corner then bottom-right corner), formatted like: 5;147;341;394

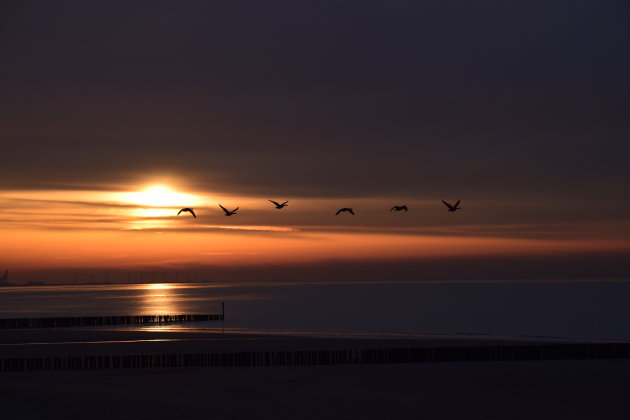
1;1;629;283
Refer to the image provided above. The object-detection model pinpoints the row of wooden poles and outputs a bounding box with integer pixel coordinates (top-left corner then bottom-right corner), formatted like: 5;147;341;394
0;313;224;329
2;343;629;372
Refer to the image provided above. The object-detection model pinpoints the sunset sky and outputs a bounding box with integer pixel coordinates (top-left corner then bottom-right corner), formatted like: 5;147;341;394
1;1;629;283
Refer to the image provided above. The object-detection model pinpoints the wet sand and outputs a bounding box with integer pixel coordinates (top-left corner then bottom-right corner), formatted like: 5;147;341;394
1;329;629;419
2;360;630;419
0;327;583;357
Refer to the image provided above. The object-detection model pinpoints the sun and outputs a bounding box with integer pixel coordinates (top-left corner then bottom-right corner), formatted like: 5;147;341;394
111;184;204;224
144;283;173;290
128;185;199;208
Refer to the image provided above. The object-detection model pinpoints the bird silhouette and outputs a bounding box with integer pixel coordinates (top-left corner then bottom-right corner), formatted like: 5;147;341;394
177;208;196;218
269;200;288;209
442;200;461;212
336;208;355;215
219;204;239;216
390;205;408;212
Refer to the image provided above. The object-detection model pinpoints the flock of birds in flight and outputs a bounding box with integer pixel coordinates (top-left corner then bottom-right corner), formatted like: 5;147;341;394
176;200;462;218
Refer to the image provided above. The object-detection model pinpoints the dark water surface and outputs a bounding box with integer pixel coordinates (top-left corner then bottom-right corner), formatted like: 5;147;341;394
0;280;628;341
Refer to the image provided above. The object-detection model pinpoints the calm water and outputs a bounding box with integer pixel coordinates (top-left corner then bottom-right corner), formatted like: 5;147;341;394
0;280;629;341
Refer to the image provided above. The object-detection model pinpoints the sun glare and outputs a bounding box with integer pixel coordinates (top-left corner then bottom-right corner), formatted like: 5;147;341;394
145;283;174;290
110;184;205;224
129;185;196;207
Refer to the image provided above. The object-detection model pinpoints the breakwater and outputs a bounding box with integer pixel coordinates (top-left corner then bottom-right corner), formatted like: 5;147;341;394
1;342;629;372
0;313;224;329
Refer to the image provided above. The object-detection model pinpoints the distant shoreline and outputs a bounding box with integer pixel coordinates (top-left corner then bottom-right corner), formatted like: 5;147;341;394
3;277;630;288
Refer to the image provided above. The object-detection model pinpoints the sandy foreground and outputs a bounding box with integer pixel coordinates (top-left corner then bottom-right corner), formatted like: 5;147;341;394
1;329;630;419
0;328;585;357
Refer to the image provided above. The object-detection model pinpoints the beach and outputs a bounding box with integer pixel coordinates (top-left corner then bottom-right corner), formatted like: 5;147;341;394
2;329;630;419
2;283;630;418
3;358;630;419
2;282;630;418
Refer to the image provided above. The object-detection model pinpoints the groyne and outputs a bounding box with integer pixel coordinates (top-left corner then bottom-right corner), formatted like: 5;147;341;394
0;313;224;329
1;342;629;372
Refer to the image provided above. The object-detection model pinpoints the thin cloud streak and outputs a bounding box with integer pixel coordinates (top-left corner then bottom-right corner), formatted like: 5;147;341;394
124;225;299;233
2;189;630;242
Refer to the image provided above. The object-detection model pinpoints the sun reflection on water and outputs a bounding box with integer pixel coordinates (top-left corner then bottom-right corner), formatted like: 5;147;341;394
139;283;181;315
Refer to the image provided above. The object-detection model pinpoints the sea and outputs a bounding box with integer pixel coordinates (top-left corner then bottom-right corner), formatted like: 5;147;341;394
1;279;629;341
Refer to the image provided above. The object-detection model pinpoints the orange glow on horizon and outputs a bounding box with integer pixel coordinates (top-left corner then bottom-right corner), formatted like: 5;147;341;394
2;187;630;278
3;227;630;272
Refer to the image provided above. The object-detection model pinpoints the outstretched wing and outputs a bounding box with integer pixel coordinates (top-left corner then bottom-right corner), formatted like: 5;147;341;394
269;200;280;206
454;200;461;208
390;206;396;212
348;209;355;215
401;206;408;211
442;200;453;210
281;201;288;206
177;209;184;216
335;209;343;215
219;204;229;215
189;209;196;218
232;207;239;213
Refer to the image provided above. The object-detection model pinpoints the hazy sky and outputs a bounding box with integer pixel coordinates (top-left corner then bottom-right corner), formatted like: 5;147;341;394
1;1;629;282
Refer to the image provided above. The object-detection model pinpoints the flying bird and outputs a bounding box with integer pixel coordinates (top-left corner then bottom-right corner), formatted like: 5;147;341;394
269;200;288;209
390;205;408;212
336;208;355;215
442;200;461;212
219;204;239;216
177;208;196;218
